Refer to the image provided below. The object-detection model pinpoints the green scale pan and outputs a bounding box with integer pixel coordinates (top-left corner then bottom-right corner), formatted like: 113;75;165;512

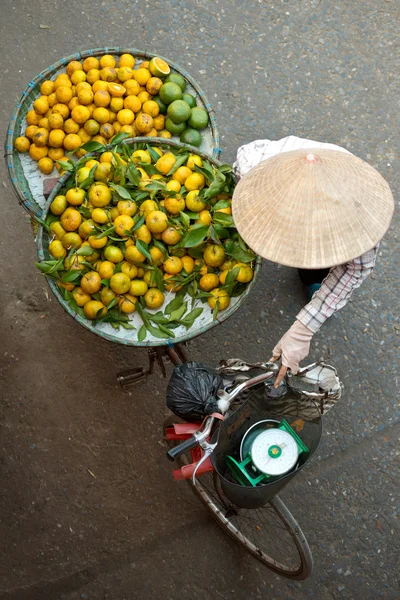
226;420;309;487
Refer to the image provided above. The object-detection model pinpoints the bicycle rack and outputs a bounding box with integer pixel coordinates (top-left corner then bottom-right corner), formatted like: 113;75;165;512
117;342;190;388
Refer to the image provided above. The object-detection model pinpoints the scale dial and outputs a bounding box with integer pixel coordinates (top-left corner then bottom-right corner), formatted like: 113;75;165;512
250;429;299;476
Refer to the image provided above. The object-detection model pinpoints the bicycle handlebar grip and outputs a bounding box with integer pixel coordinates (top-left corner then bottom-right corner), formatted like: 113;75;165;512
167;435;199;462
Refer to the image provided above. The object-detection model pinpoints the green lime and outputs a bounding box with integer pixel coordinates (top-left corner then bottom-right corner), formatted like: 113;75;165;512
165;118;187;135
167;100;191;124
180;128;202;147
159;82;182;105
153;95;168;115
188;107;209;130
164;73;186;91
148;57;170;78
182;93;196;108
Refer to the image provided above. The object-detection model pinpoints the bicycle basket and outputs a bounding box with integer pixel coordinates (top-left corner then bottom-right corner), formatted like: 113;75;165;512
210;385;322;509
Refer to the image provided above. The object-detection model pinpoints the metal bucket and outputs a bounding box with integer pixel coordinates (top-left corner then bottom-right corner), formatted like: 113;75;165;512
210;385;322;508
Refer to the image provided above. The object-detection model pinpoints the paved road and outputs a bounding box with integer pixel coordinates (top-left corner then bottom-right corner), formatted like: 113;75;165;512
0;1;399;599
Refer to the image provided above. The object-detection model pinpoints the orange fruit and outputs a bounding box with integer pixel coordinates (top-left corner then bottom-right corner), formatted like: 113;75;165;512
88;183;112;207
47;92;57;108
33;96;49;115
125;244;146;263
86;68;101;84
200;273;220;292
108;82;126;97
146;77;163;95
207;288;230;310
64;118;80;134
100;67;117;82
38;157;54;174
92;107;110;124
117;109;135;125
92;80;109;93
48;113;64;130
94;90;111;107
142;100;159;118
110;97;124;112
110;272;131;294
162;227;182;245
40;80;55;95
135;113;153;134
48;147;65;161
133;68;151;86
137;91;152;104
61;207;82;232
14;136;30;153
56;86;73;103
25;125;39;140
33;127;49;147
66;187;85;206
77;88;94;105
118;54;135;68
48;129;66;148
83;56;100;72
117;200;137;217
123;95;142;113
84;300;107;319
63;133;81;151
124;80;141;96
98;261;115;279
100;54;116;69
70;70;87;85
181;255;194;274
153;114;165;131
66;60;83;76
146;210;168;233
118;294;137;313
114;214;134;237
26;110;40;126
164;196;185;215
52;103;70;119
144;288;164;310
172;166;192;185
29;144;48;161
203;244;225;267
120;262;138;279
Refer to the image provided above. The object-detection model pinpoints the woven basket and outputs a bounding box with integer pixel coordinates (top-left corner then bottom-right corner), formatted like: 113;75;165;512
5;47;220;219
36;138;261;348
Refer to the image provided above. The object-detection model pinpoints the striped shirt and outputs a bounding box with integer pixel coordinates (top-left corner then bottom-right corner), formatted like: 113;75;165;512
233;136;378;333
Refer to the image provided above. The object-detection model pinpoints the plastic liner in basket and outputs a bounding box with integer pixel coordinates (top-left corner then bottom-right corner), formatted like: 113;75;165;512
210;384;323;509
166;362;225;422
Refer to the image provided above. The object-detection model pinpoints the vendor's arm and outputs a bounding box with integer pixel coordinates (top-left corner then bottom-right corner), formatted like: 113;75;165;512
271;246;379;386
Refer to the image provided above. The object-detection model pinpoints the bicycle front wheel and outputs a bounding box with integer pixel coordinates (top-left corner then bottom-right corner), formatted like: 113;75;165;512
164;417;313;580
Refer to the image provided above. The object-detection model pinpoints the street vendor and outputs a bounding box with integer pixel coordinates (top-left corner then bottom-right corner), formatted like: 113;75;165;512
232;136;394;387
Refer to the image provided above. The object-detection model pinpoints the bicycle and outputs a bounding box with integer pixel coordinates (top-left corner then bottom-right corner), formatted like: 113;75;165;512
163;361;340;580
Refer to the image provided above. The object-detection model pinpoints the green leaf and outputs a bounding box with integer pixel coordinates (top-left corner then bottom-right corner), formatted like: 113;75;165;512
209;224;220;245
80;141;105;153
126;163;141;186
229;243;256;264
146;144;162;163
100;278;110;287
213;299;220;321
164;289;186;314
203;171;226;200
77;245;97;256
149;312;170;325
213;212;234;227
120;322;135;330
138;163;159;176
179;210;190;229
158;324;175;338
225;266;240;286
213;224;230;239
107;297;119;310
169;301;188;322
136;239;152;262
180;225;209;248
109;183;131;200
166;153;190;176
78;205;92;219
154;268;165;291
138;325;147;342
188;245;205;259
212;199;231;211
61;270;81;284
152;238;167;256
56;160;74;172
132;214;145;232
108;132;131;146
194;162;215;182
179;307;204;329
96;225;116;239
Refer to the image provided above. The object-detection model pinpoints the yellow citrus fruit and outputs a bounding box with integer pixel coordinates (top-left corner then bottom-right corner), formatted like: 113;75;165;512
181;255;194;274
77;89;94;105
215;205;232;215
119;54;135;68
155;152;176;175
163;256;183;274
208;288;230;311
129;279;148;296
135;113;153;134
121;262;138;279
38;157;54;174
117;66;134;82
88;183;111;207
120;124;134;136
100;67;117;82
92;107;110;124
84;300;107;319
47;92;57;108
70;70;86;86
110;272;131;294
71;286;92;307
79;219;96;239
62;233;83;251
38;117;50;130
161;227;182;245
108;82;126;97
144;288;164;310
88;234;108;249
172;166;192;185
66;60;83;77
58;281;75;291
68;97;80;111
235;263;254;283
146;210;168;233
124;80;141;96
125;244;146;263
26;110;41;126
185;190;206;212
76;81;91;93
219;270;228;285
148;247;163;265
48;113;64;130
221;260;236;271
52;103;70;119
165;180;180;193
83;56;100;72
50;195;67;215
146;77;163;95
116;108;134;125
33;96;49;115
92;80;109;93
99;287;115;306
14;136;30;153
196;210;212;226
78;128;91;144
117;200;137;216
83;119;100;136
33;128;49;147
153;114;165;131
86;68;101;84
143;271;157;288
148;57;170;78
91;134;107;145
131;150;151;166
48;148;66;163
164;196;185;215
94;89;111;107
49;221;66;240
63;118;80;134
60;207;82;232
40;80;55;95
100;55;116;69
134;224;152;244
203;244;225;267
186;155;203;170
29;144;48;161
185;172;205;191
49;239;66;259
162;273;181;292
25;125;39;140
99;123;114;139
114;214;134;237
56;86;73;103
109;97;124;113
48;129;65;148
118;294;137;314
133;68;151;86
90;208;108;225
71;105;91;124
142;100;159;118
63;133;82;151
137;91;152;104
93;162;111;181
200;273;220;292
103;245;124;263
98;261;115;279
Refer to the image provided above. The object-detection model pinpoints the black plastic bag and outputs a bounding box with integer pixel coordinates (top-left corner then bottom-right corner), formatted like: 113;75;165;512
166;362;224;421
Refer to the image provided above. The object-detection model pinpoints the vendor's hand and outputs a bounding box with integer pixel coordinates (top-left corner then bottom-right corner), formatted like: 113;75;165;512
269;320;313;388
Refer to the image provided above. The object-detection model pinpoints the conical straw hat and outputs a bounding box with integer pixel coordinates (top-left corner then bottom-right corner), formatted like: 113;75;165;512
232;149;394;269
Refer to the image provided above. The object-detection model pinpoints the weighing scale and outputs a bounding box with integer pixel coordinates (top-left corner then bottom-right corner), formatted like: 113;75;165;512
226;420;309;487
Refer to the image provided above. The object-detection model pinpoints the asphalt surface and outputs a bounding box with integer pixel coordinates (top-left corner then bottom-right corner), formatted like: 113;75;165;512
1;1;399;599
